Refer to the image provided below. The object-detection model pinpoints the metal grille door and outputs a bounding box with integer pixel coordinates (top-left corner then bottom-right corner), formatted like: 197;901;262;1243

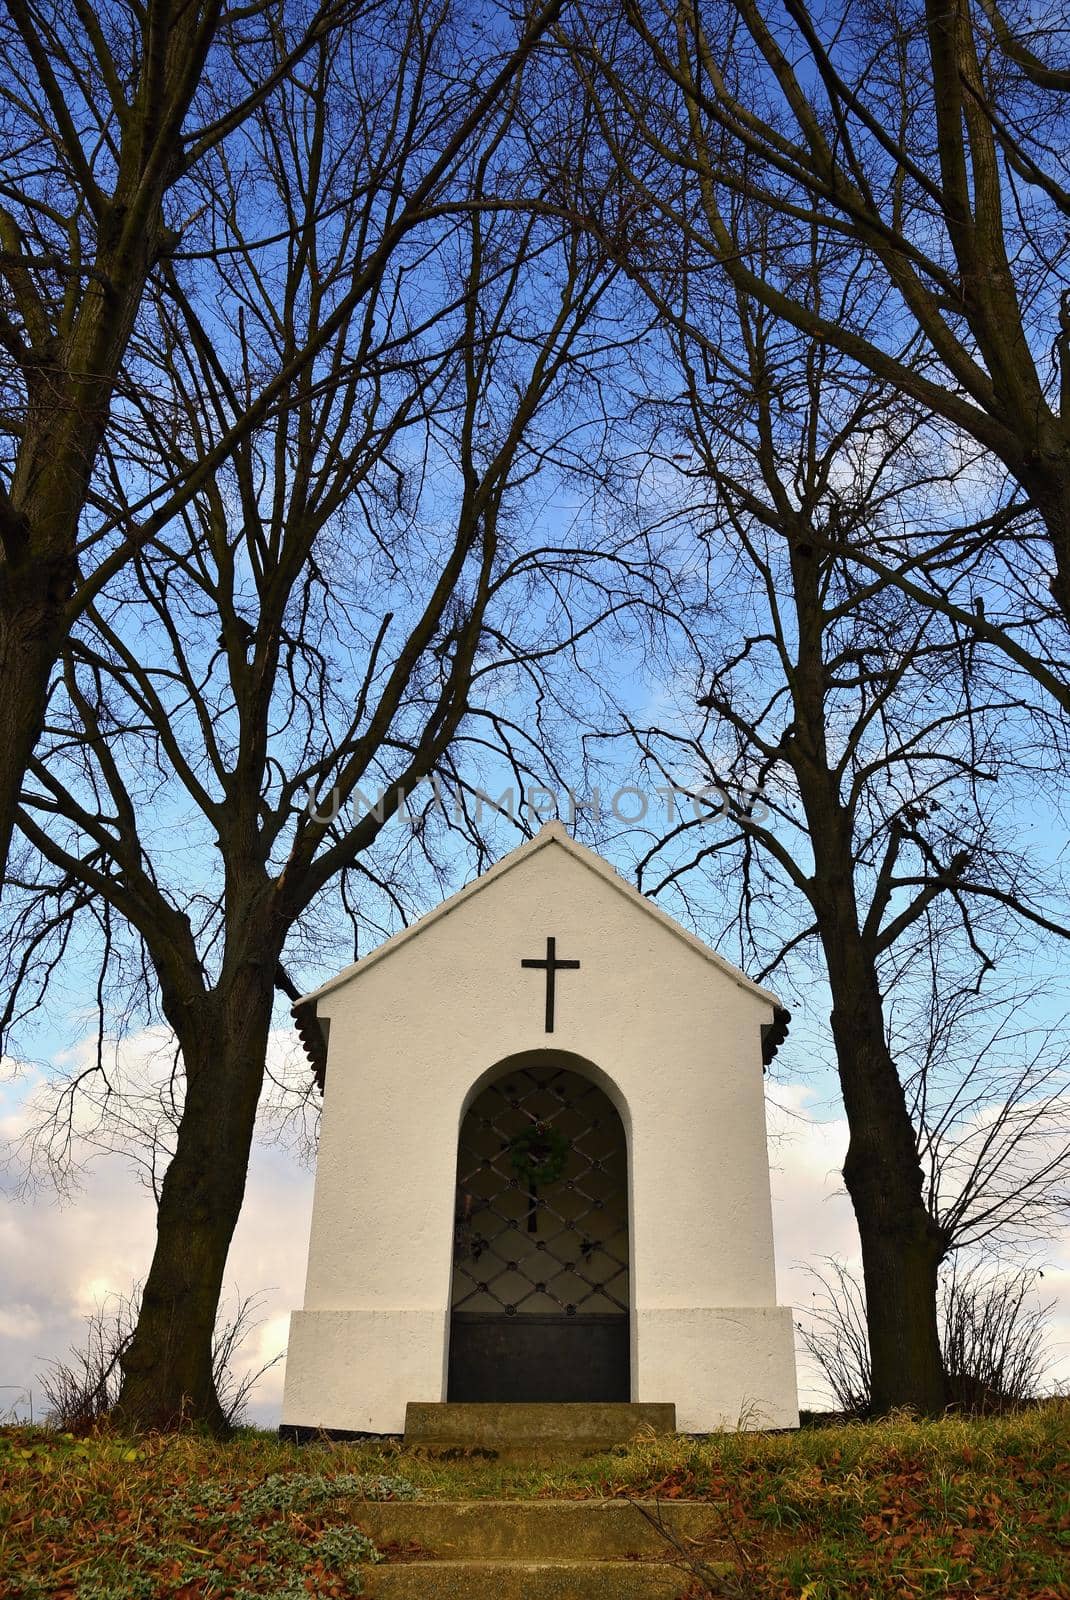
448;1061;630;1402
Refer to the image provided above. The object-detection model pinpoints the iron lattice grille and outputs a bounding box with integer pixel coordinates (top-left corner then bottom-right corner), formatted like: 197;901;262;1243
451;1065;629;1317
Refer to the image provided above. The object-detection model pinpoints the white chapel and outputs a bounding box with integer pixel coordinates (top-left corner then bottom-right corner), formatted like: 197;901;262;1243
281;822;799;1436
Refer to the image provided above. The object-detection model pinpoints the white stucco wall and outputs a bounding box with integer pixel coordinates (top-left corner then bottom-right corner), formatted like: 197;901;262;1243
281;825;799;1434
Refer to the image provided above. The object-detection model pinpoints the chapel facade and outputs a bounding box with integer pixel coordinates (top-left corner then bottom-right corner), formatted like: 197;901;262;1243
281;822;799;1435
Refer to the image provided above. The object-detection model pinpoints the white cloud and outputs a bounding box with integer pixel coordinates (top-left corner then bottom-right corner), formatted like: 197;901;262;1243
0;1032;314;1427
0;1133;315;1424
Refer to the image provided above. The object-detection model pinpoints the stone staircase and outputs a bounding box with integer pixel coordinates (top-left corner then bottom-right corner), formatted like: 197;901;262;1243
355;1404;733;1597
403;1401;678;1454
359;1497;733;1597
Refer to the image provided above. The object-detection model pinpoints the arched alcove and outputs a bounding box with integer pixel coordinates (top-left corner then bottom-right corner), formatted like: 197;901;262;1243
447;1051;631;1402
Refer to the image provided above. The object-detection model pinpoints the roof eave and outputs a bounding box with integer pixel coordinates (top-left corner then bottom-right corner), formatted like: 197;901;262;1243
293;998;328;1094
761;1005;792;1069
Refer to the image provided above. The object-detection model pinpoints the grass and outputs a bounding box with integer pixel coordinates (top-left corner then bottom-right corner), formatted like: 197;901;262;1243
1;1403;1068;1598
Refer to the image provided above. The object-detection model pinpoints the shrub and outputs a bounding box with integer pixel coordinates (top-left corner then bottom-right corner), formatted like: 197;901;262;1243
40;1284;280;1432
798;1256;1053;1415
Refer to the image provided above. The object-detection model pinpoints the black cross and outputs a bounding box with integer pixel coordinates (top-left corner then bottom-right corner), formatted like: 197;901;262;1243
521;936;580;1033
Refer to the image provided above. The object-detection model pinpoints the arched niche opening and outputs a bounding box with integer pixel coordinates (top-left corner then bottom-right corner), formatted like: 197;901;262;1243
447;1049;631;1402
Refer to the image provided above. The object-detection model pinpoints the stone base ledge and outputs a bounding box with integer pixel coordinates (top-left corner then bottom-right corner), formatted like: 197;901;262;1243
638;1305;799;1432
282;1308;447;1436
280;1304;798;1436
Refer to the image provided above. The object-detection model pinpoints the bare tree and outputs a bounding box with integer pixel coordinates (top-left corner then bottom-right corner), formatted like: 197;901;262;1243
556;0;1070;715
1;35;649;1429
0;0;566;893
527;6;1070;1412
596;223;1070;1411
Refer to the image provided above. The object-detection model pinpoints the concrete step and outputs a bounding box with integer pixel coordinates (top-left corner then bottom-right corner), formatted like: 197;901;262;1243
362;1557;728;1599
404;1402;676;1451
354;1497;729;1559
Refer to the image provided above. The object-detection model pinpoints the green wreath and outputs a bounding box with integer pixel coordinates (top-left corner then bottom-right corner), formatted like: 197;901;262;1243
508;1122;570;1187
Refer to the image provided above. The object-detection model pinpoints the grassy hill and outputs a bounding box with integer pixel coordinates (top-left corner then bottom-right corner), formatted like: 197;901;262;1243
2;1403;1068;1599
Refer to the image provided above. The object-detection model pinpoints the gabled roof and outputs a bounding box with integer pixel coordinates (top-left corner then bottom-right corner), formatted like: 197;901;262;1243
295;822;789;1089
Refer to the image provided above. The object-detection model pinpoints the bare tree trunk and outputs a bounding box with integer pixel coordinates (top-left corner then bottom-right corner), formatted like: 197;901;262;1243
0;0;370;892
1020;457;1070;624
0;263;151;887
0;582;70;878
799;768;948;1414
114;961;276;1431
789;535;949;1415
826;943;948;1416
0;19;188;891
